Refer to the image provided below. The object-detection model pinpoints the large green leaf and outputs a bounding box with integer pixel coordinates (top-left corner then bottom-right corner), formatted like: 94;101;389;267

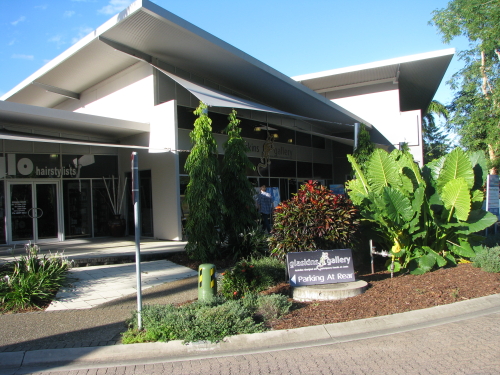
367;149;401;194
347;154;370;195
418;254;437;272
448;238;476;258
468;151;488;190
422;246;447;267
425;155;446;183
437;148;474;192
346;179;368;206
441;178;471;221
382;187;414;224
456;209;499;234
399;152;425;187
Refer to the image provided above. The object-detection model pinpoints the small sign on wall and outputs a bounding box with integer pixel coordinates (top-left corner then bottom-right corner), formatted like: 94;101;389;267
286;249;355;286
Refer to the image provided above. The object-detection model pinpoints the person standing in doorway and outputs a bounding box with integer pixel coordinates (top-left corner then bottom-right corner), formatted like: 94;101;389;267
257;185;273;233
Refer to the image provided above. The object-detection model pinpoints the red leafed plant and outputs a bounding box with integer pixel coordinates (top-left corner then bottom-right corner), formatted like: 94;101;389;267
269;180;360;260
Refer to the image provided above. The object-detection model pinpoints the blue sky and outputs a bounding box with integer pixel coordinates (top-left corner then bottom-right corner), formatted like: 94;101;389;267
1;0;468;104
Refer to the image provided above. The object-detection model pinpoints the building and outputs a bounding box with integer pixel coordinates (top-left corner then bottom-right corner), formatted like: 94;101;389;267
0;0;453;245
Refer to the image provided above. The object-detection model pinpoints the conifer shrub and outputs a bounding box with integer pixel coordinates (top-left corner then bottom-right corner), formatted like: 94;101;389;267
268;180;359;260
219;256;286;299
473;246;500;273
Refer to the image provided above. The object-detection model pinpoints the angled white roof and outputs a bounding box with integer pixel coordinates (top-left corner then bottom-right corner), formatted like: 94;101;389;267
294;49;455;112
1;0;367;136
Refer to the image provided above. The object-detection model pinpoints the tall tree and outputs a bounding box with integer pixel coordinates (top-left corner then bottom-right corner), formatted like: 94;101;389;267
431;0;500;174
353;123;375;173
184;102;224;262
422;100;450;164
220;110;258;257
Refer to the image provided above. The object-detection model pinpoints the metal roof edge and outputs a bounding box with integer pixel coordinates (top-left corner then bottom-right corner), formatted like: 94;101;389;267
0;0;146;102
0;100;150;132
140;1;356;122
292;48;456;82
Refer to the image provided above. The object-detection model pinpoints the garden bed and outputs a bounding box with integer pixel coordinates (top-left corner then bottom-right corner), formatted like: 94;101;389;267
166;253;500;330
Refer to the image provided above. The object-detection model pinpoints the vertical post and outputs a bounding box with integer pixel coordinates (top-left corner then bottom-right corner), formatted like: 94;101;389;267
370;239;374;274
353;122;360;153
131;152;142;330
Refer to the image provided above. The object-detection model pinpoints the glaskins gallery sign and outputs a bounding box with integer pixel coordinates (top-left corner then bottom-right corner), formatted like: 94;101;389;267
286;249;355;287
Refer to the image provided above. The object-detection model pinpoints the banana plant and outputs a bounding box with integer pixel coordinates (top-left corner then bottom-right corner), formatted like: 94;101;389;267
347;147;497;274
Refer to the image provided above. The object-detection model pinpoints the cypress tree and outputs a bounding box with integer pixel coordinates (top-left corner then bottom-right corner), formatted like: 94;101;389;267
184;102;224;262
221;110;258;257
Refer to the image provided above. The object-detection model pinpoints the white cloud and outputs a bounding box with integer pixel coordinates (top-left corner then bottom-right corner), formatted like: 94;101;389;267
48;34;66;48
71;26;93;44
11;16;26;26
98;0;133;15
8;39;16;46
64;10;76;18
35;5;48;10
12;54;34;60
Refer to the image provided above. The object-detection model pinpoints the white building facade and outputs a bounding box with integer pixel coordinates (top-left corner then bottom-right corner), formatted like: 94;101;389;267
0;0;453;245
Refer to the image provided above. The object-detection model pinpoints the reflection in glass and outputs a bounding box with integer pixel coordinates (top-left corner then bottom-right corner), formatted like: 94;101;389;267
11;184;33;241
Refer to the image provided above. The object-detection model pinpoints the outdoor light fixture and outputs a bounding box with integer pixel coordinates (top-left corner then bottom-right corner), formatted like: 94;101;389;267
287;139;293;143
254;127;261;132
272;133;279;139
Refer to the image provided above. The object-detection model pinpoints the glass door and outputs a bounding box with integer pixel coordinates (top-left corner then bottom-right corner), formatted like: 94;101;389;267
8;182;61;243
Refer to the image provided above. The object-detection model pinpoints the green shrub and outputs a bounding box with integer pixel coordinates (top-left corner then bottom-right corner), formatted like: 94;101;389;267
253;294;291;322
123;294;291;344
268;180;359;260
219;256;286;299
473;246;500;273
0;243;72;312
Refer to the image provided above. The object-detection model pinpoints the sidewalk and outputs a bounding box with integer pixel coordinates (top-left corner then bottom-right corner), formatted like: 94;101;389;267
1;294;499;374
0;239;500;374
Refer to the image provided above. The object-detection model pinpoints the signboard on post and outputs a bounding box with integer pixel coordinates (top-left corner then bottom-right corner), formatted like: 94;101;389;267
286;249;355;287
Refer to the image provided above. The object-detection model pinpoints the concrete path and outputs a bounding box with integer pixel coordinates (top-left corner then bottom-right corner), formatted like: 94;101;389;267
47;260;197;310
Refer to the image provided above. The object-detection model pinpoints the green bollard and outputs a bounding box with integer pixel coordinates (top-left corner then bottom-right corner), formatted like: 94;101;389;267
198;263;217;301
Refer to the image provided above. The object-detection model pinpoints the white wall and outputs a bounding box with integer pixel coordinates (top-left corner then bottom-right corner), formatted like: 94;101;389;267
119;100;182;241
55;63;154;123
329;89;424;165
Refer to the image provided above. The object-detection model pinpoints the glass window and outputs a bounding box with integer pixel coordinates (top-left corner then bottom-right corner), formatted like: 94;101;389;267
312;135;325;149
92;179;114;237
270;159;296;178
296;132;312;147
297;162;312;178
63;180;92;238
313;163;333;179
62;155;118;179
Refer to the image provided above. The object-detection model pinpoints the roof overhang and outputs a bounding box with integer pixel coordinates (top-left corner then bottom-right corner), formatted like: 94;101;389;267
0;0;369;137
0;100;150;139
293;49;455;112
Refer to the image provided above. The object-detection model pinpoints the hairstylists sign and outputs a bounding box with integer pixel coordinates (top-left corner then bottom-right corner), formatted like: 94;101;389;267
287;249;355;286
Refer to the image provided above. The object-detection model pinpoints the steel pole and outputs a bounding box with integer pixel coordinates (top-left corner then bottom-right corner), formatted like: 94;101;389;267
131;152;142;330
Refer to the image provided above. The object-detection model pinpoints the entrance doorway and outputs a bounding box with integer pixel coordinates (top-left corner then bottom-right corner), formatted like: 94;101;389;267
8;181;61;243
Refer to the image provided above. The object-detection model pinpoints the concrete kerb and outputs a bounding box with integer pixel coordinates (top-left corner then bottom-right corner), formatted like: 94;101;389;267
2;293;500;373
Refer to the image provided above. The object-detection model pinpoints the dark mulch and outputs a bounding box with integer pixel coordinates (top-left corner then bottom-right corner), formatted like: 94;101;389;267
269;263;500;330
166;253;500;331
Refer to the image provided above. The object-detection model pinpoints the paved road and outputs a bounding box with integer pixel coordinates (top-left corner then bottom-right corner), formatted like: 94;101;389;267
15;310;500;375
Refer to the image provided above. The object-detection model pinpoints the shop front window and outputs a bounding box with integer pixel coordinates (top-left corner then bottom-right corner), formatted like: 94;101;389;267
63;180;92;238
